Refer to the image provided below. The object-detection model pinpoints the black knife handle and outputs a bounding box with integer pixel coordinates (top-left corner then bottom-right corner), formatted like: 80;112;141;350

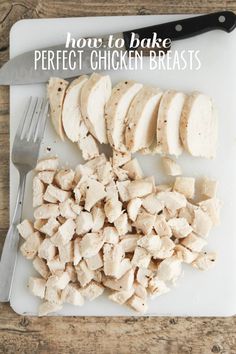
123;11;236;51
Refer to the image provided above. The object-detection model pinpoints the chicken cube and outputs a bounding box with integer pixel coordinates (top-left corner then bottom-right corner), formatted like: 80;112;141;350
105;181;119;201
148;277;169;298
96;161;113;185
136;268;153;288
46;271;70;290
38;238;57;261
154;215;172;237
79;134;100;161
20;232;43;260
104;198;122;223
114;213;129;235
192;252;217;270
119;234;139;253
162;156;182;176
116;258;132;279
112;150;131;167
54;169;75;191
58;241;74;263
181;233;207;252
113;167;129;181
127;198;142;222
47;256;65;274
137;234;161;254
192;209;212;237
142;194;163;214
17;219;34;240
199;177;218;199
116;180;130;202
84;178;106;212
199;198;221;226
75;260;94;287
156;191;187;211
65;263;77;282
40;217;60;237
173;177;195;199
174;244;198;264
80;281;104;300
157;257;182;282
128;295;147;313
91;205;105;232
61;283;84;306
51;219;76;246
86;252;103;270
127;180;153;199
36;157;59;171
103;243;124;278
33;176;45;207
152;237;175;259
73;238;82;266
131;247;151;268
123;158;143;180
44;286;62;304
103;226;119;244
134;210;156;234
34;204;60;219
37;170;55;184
43;188;58;203
28;277;46;299
33;256;50;279
167;217;192;238
109;288;134;305
59;199;77;219
134;283;147;299
76;211;93;235
45;184;71;203
103;268;134;291
79;232;105;258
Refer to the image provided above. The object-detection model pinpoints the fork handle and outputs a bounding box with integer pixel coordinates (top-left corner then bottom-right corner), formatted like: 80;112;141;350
0;171;26;302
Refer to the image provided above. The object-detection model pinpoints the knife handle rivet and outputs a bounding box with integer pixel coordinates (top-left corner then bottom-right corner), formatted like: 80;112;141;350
218;15;226;23
175;24;183;32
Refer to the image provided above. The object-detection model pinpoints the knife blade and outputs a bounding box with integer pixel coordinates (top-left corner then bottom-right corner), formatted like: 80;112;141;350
0;11;235;85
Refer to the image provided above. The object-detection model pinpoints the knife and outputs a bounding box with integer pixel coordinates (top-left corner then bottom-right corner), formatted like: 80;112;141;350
0;11;235;85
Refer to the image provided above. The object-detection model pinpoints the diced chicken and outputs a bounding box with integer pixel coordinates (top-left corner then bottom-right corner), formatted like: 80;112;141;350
73;238;82;266
58;241;74;263
155;184;172;193
48;77;69;140
38;301;62;316
154;215;172;237
40;217;60;237
128;295;147;313
173;177;195;199
61;283;84;306
46;271;70;290
156;191;186;211
80;281;104;300
142;193;163;214
84;178;106;212
79;232;104;258
199;198;221;226
125;86;163;152
112;150;131;167
103;226;119;244
136;268;153;288
20;232;43;260
91;205;105;232
37;170;55;184
78;134;100;161
109;288;134;305
17;219;34;240
28;277;46;299
44;286;62;305
174;244;198;264
127;198;142;221
104;198;123;223
180;92;218;159
116;180;130;202
103;268;134;291
119;234;139;253
51;218;75;246
76;211;93;235
134;210;156;234
105;181;119;201
75;260;94;287
134;282;147;299
33;256;50;279
114;213;129;235
47;256;65;274
127;179;153;199
123;158;143;180
137;235;161;254
148;277;169;298
54;169;75;191
62;75;88;142
157;257;182;282
43;188;57;203
162;156;182;176
96;161;113;185
36;157;59;172
131;247;151;268
181;233;207;252
38;238;57;261
59;199;77;219
152;237;175;259
178;202;197;224
113;167;129;181
81;73;111;143
33;176;45;207
106;80;143;151
168;217;192;238
45;184;71;203
116;258;132;279
93;270;102;283
86;252;103;270
103;243;124;278
199;177;218;199
192;252;217;270
65;263;77;282
192;208;213;237
156;90;186;156
34;204;60;219
34;219;46;231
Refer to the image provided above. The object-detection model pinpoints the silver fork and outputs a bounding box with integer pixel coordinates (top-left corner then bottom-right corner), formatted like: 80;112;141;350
0;97;49;302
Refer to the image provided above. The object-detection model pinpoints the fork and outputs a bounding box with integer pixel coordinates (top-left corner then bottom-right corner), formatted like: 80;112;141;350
0;97;49;302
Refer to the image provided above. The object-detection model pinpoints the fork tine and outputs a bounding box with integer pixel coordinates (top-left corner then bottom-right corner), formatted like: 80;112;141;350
19;97;38;140
26;97;43;141
34;99;49;143
14;97;33;139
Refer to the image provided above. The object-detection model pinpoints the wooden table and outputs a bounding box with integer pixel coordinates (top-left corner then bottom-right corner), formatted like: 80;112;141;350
0;1;236;353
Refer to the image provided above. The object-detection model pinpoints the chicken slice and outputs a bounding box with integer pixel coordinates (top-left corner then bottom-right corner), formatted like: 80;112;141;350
156;90;186;156
81;73;111;143
62;75;88;142
106;80;143;151
48;77;69;140
125;86;163;152
180;92;218;158
162;156;182;176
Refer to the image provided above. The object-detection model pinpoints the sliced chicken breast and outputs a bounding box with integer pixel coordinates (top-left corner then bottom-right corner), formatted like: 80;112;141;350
62;75;88;142
48;77;69;140
180;92;218;158
156;90;186;156
125;86;162;152
105;80;143;152
80;73;112;144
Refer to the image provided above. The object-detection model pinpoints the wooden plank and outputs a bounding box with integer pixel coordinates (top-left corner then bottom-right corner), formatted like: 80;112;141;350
0;1;235;353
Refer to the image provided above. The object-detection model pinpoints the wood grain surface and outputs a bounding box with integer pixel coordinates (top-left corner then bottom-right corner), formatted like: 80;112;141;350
0;1;236;353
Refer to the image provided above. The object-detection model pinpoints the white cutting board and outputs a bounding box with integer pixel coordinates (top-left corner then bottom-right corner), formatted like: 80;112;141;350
9;15;236;316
